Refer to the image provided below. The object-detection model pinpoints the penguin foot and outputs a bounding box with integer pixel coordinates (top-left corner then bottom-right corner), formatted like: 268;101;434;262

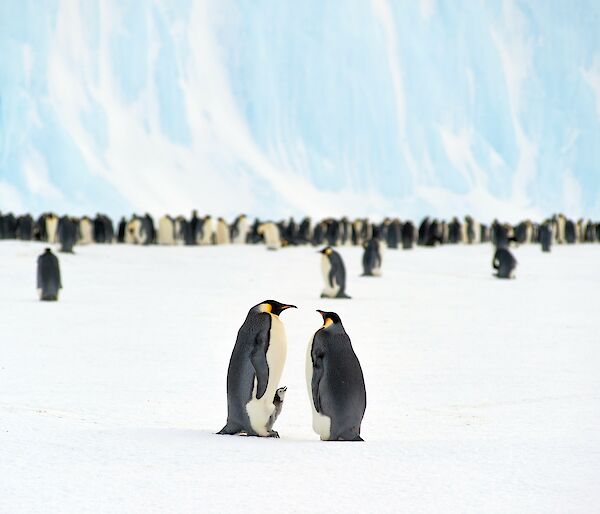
267;430;280;438
217;424;240;435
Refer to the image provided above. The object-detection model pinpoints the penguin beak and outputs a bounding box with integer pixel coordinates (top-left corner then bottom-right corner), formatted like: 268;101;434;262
316;309;326;319
281;304;297;311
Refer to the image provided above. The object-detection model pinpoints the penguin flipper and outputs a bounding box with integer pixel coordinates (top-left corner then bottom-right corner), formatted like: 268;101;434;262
328;267;336;289
251;330;270;400
311;350;324;413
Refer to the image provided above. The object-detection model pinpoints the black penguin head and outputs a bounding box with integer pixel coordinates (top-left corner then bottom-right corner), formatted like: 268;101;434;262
318;246;333;256
44;247;52;253
255;300;297;316
316;310;342;329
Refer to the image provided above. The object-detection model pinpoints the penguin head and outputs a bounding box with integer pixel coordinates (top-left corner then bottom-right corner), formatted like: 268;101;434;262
275;386;287;401
316;310;343;329
318;246;333;256
255;300;297;316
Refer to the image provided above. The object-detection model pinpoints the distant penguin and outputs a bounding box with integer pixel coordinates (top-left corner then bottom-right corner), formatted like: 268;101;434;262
37;248;62;301
386;219;400;249
216;218;230;244
265;386;287;436
258;222;282;250
298;217;312;244
401;221;415;249
79;217;94;245
306;310;366;441
231;214;250;244
320;247;350;299
45;214;59;244
492;247;517;279
361;238;382;276
16;214;34;240
125;217;142;244
58;216;77;253
448;218;461;244
158;215;176;245
200;216;214;245
565;219;576;244
539;223;552;252
218;300;296;437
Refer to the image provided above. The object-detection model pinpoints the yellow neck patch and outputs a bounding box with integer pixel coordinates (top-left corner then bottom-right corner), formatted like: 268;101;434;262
325;248;332;255
260;303;272;313
323;317;333;328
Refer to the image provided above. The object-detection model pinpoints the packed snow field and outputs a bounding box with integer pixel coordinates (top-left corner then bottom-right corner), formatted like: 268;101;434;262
1;241;599;513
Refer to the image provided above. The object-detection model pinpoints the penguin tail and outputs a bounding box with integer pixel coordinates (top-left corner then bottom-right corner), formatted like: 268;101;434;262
354;435;364;442
217;423;239;436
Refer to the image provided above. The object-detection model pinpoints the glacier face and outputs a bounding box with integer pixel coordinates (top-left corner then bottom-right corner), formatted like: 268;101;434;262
1;0;599;221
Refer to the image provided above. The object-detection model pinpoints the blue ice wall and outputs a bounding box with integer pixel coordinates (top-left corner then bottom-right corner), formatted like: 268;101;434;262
1;0;599;221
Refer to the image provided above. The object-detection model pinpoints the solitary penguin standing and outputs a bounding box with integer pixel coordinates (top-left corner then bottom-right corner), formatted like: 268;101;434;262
306;310;366;441
37;248;62;301
492;247;517;279
361;238;382;276
319;247;351;298
218;300;296;437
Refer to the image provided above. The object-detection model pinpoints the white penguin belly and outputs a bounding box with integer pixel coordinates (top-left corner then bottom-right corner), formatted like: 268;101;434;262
305;338;331;440
158;219;174;245
321;256;339;297
46;217;58;244
246;314;287;436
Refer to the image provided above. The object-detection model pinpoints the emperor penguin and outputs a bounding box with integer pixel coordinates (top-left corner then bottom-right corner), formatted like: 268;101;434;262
306;310;366;441
231;214;250;244
320;247;350;299
361;238;382;276
216;218;230;244
200;216;214;245
565;219;576;244
78;217;94;245
539;222;552;252
492;247;517;279
258;222;282;250
265;386;287;435
58;216;77;253
37;248;62;301
158;215;176;245
401;221;415;249
45;214;59;244
218;300;296;437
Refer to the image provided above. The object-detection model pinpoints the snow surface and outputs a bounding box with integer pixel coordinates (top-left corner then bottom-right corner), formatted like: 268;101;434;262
1;241;599;513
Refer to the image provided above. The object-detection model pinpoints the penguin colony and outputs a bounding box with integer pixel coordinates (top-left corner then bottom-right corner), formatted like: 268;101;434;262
4;209;598;441
2;211;598;250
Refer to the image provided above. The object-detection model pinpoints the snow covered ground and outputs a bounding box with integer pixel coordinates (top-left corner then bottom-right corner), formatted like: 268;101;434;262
1;240;599;513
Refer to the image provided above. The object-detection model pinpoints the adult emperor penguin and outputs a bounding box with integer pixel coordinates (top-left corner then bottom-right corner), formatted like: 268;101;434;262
320;247;351;298
492;247;517;279
58;216;77;253
158;215;176;245
218;300;296;437
231;214;250;244
306;310;366;441
539;222;552;252
215;217;230;244
37;248;62;301
361;238;382;276
258;222;282;250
